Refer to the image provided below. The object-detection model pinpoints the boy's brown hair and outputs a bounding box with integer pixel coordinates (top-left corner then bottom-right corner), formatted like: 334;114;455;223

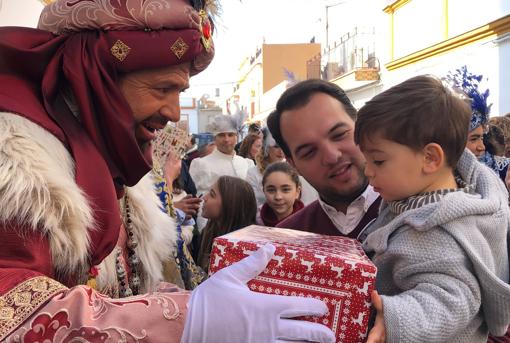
354;75;471;168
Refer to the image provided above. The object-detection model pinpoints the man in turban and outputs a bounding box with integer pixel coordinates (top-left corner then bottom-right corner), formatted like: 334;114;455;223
190;113;255;198
0;1;334;342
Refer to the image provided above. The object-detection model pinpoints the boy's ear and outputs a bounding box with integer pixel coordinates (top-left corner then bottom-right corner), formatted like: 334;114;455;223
422;143;445;174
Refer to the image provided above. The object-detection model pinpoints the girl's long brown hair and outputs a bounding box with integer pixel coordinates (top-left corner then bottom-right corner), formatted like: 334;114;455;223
198;176;257;270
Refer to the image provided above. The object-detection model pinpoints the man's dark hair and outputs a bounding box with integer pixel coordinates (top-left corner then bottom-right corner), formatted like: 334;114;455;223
267;79;357;157
248;123;261;133
354;75;471;168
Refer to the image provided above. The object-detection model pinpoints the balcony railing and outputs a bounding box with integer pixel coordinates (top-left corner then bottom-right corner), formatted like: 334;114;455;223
307;26;378;81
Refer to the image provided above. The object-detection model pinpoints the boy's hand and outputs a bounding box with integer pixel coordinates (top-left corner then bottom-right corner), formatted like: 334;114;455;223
366;290;386;343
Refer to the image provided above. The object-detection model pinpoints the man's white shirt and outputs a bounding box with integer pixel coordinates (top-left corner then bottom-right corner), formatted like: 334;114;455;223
318;185;379;235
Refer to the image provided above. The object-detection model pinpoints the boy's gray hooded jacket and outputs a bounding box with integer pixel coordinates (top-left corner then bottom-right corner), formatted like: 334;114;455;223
364;150;510;343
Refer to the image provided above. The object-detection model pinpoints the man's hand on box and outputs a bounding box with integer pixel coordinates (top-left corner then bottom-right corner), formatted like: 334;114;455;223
181;244;335;343
366;290;386;343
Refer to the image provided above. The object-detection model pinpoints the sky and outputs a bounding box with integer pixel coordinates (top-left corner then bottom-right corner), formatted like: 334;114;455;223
185;0;324;99
0;0;341;101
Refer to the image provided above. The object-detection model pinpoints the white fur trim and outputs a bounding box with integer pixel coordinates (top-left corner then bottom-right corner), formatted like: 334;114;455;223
0;112;93;276
127;173;177;291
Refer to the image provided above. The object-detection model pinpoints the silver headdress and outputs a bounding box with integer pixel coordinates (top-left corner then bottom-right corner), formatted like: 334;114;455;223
207;104;247;135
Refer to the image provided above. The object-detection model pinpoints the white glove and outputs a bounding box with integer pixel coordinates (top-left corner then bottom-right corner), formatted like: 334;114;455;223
181;244;335;343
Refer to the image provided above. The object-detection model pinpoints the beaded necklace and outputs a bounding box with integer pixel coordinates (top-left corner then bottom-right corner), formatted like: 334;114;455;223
116;193;142;297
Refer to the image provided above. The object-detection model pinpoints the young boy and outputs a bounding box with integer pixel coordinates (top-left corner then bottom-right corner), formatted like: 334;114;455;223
354;75;510;342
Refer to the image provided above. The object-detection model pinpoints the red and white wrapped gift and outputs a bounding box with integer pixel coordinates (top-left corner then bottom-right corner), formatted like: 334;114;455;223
209;225;377;343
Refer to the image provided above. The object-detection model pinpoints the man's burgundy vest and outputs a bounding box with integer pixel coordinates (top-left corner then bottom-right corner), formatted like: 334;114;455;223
276;198;382;242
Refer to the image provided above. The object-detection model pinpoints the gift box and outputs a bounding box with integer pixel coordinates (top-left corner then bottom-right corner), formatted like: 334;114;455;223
209;225;377;343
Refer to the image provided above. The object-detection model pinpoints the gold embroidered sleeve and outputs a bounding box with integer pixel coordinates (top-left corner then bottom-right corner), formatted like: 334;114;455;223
0;276;67;340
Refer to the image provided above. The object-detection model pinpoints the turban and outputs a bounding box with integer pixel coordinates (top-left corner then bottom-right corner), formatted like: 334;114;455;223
207;103;247;135
208;115;240;135
38;0;215;75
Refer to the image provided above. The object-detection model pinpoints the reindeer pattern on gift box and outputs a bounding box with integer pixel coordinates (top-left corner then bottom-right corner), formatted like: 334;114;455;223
314;254;328;265
300;259;314;273
208;227;377;343
286;249;299;260
330;265;344;279
272;255;285;268
351;312;366;326
356;281;370;296
216;244;227;256
212;254;222;269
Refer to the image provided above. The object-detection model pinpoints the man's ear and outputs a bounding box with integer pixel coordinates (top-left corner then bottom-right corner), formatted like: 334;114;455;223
422;143;445;174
